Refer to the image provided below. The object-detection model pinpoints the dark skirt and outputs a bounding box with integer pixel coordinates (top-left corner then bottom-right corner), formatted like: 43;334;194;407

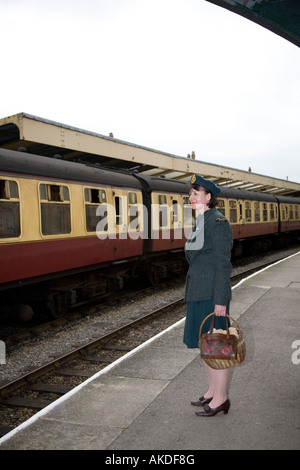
183;300;230;349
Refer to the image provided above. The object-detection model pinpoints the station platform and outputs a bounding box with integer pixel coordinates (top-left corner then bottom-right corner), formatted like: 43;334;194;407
0;253;299;451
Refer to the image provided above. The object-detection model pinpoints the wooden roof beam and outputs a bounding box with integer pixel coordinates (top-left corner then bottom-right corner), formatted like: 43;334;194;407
1;113;300;196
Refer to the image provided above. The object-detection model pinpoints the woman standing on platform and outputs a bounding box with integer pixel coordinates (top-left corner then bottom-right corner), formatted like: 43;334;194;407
184;174;233;417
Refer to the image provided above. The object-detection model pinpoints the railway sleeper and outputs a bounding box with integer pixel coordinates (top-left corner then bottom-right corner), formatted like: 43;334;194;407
2;396;52;409
28;383;73;394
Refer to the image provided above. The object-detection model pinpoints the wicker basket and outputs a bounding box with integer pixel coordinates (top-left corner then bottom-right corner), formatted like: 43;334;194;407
199;313;246;370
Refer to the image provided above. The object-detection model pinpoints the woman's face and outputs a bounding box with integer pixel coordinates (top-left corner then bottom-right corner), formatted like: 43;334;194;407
189;186;211;213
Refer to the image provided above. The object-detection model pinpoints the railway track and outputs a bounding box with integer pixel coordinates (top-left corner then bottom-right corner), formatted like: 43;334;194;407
0;245;299;438
0;297;185;437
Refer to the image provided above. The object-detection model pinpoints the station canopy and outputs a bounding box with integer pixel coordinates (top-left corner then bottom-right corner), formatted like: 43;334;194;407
0;113;299;197
206;0;300;48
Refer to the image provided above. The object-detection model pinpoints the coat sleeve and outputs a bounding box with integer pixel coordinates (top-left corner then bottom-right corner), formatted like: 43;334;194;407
211;218;233;305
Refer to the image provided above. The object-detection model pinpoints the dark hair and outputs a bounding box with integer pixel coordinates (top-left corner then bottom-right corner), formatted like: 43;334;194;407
190;184;218;209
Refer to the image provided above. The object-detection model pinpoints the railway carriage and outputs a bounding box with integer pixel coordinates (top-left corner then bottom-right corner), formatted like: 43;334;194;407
134;174;193;284
217;188;279;237
135;174;193;250
217;188;281;255
0;149;145;317
217;188;300;255
276;195;300;234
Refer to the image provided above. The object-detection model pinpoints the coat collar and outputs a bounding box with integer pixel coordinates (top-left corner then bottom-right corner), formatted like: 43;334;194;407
195;207;216;225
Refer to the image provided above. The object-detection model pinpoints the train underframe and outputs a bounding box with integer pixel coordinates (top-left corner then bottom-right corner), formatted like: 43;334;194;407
232;230;300;258
0;250;187;322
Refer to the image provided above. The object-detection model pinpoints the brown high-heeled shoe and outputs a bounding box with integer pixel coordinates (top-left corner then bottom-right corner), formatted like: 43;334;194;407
191;396;213;406
195;399;230;417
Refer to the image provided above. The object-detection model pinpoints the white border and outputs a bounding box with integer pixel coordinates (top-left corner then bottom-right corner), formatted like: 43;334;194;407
1;250;299;445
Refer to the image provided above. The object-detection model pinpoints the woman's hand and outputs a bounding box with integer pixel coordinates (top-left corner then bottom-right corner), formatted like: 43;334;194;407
214;304;227;317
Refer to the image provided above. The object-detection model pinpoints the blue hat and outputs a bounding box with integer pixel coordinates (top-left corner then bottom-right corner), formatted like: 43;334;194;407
190;174;221;195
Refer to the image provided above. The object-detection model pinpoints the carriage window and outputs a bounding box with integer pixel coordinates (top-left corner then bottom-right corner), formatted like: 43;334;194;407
158;194;167;205
229;200;237;223
84;187;108;232
254;202;261;222
270;203;275;221
183;196;195;226
0;179;21;238
115;196;123;226
289;205;294;220
84;187;107;204
172;200;179;224
158;194;168;228
262;203;268;222
217;199;225;216
295;205;299;220
39;183;71;235
128;192;137;204
245;201;252;222
128;192;139;230
281;205;287;221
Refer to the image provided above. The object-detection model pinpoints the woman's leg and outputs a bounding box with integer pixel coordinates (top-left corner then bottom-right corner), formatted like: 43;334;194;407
204;362;216;398
204;362;229;407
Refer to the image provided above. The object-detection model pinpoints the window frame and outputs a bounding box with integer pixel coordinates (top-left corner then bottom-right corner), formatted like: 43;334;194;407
39;182;71;236
0;178;21;239
84;186;108;234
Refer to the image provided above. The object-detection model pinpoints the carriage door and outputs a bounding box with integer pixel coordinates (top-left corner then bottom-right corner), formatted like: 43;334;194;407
280;204;288;232
113;192;126;257
170;195;183;248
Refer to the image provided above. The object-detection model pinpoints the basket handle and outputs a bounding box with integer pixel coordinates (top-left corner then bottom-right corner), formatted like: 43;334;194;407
199;312;241;338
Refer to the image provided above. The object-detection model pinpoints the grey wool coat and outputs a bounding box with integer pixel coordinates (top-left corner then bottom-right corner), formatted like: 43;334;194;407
184;207;233;306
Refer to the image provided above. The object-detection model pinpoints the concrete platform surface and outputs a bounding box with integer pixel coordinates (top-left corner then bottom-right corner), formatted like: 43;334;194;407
0;252;299;450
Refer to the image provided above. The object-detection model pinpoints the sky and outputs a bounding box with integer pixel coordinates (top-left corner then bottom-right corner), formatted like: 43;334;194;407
1;0;300;183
